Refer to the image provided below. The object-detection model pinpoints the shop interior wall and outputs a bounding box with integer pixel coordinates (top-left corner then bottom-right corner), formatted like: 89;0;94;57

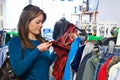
4;0;76;30
3;0;120;32
97;0;120;25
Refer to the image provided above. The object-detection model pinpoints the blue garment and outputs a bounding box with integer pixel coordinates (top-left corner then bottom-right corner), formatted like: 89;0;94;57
113;47;120;56
63;37;80;80
8;36;56;80
71;45;85;72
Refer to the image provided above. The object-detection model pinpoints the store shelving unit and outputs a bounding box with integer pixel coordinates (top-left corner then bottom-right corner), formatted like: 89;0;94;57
81;10;98;22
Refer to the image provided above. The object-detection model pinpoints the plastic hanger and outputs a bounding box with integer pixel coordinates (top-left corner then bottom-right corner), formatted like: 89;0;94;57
75;27;87;36
87;35;103;42
108;40;115;54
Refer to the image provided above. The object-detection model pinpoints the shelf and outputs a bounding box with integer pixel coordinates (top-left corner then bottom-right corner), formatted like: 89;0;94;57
71;10;98;24
82;10;98;22
71;13;81;24
83;10;98;15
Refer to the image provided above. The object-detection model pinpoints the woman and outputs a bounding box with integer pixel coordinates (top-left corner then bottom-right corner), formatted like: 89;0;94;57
8;4;56;80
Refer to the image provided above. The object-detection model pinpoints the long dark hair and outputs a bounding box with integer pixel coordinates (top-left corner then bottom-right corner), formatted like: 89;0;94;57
17;4;47;51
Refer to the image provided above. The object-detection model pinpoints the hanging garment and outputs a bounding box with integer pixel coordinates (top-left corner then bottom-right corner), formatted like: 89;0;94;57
93;48;113;80
63;37;80;80
108;62;120;80
82;55;99;80
0;46;8;68
53;17;70;40
0;30;6;47
80;42;94;63
76;51;93;80
52;23;77;80
107;56;120;75
107;56;120;80
97;56;113;80
71;45;85;72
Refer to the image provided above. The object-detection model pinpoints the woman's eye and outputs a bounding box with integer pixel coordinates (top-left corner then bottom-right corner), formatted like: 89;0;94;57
36;22;40;24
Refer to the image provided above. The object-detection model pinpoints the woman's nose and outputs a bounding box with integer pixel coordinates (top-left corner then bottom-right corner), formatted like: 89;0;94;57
39;23;42;28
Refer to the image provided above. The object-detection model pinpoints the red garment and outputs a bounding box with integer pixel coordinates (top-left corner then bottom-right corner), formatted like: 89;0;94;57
52;23;77;80
97;56;113;80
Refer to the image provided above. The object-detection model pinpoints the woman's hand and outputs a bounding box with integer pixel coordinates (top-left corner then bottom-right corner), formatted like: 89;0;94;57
37;42;52;52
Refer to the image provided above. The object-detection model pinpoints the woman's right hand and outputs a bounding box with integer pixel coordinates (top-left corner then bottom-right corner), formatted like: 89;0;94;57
37;42;52;52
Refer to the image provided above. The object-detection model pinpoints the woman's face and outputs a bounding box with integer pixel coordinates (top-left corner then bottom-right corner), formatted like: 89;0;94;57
28;14;44;38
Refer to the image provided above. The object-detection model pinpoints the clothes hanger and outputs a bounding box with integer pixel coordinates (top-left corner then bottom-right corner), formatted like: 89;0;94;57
108;40;115;54
75;27;87;36
87;35;103;42
75;27;87;44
